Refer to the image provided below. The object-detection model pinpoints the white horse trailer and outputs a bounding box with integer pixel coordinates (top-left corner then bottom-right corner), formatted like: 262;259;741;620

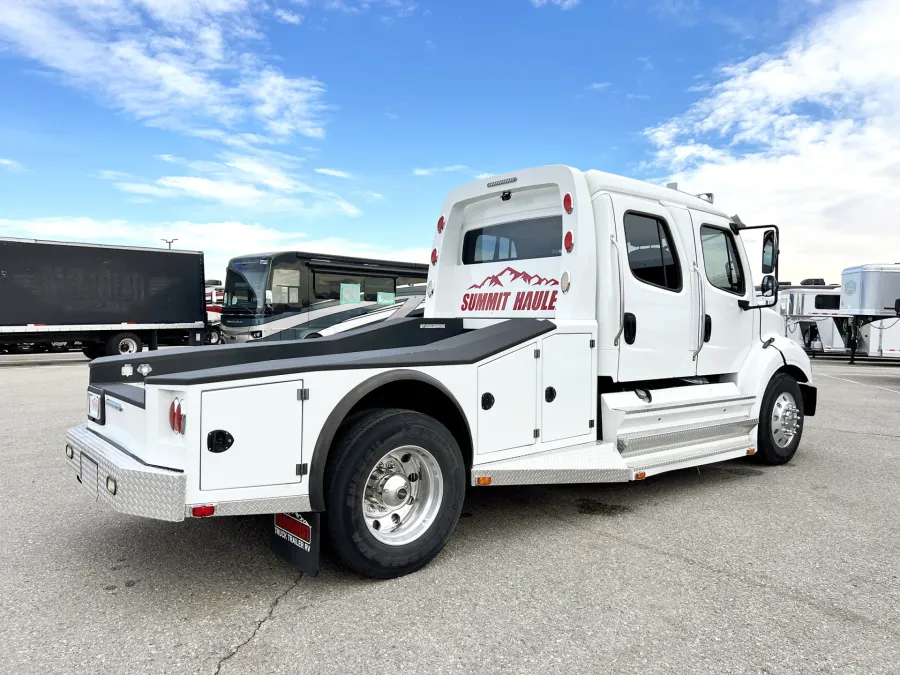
839;264;900;362
779;285;846;353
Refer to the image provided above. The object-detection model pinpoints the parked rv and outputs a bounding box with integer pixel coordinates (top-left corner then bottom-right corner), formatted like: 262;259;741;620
221;252;428;343
0;238;207;358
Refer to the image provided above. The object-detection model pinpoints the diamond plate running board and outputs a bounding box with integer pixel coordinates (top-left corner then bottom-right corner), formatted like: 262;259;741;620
618;418;758;459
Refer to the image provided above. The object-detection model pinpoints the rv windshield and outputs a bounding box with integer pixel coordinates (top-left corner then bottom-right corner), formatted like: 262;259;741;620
225;258;270;313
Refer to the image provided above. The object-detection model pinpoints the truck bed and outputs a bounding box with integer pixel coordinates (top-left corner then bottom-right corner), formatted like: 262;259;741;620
89;317;555;388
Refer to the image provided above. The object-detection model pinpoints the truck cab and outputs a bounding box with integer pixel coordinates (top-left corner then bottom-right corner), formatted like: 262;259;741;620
64;165;815;580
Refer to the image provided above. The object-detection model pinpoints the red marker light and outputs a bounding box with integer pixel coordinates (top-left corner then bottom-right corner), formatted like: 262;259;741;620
192;505;215;517
564;231;574;253
431;248;438;265
169;400;176;432
437;215;445;233
175;400;184;435
563;193;574;214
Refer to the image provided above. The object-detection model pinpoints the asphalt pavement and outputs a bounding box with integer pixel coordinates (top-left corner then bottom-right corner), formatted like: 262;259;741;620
1;354;898;674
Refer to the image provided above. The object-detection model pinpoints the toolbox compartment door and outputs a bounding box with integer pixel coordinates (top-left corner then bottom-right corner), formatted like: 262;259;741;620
200;380;303;491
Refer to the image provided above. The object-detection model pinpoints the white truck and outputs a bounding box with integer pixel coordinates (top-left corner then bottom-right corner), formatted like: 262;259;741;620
64;165;817;579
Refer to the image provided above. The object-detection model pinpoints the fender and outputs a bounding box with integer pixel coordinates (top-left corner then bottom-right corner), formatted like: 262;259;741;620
726;333;812;420
306;369;472;512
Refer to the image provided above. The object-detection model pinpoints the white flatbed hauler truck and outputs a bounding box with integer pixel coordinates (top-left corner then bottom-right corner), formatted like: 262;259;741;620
65;166;817;579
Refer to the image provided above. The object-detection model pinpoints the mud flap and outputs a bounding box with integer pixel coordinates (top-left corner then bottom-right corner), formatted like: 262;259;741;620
270;512;320;577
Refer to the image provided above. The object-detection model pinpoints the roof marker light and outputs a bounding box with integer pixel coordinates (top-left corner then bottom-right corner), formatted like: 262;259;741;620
563;193;574;214
431;248;438;265
437;215;445;233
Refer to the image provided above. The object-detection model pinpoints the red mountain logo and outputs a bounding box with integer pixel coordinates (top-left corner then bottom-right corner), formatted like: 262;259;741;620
468;266;559;290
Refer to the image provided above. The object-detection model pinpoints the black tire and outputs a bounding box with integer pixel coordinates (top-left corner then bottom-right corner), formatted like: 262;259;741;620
105;332;142;356
756;373;805;465
208;327;222;345
324;408;465;579
82;344;106;360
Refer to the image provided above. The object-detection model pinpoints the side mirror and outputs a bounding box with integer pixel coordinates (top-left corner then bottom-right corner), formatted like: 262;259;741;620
762;230;777;274
761;274;777;298
895;298;900;318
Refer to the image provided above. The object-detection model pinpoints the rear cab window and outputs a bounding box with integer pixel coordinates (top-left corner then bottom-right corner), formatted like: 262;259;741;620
462;216;562;265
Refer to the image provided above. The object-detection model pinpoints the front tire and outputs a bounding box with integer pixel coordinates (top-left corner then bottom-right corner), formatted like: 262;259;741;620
324;409;465;579
757;373;804;465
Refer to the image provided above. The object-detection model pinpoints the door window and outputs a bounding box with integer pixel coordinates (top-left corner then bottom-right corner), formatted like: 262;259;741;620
623;212;682;291
699;226;745;295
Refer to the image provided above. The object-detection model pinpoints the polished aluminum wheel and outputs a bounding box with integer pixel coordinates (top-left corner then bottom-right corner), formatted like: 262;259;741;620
771;392;801;448
362;445;443;546
118;337;139;354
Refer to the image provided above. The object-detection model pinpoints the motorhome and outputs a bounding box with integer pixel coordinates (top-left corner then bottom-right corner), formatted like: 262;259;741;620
221;252;427;343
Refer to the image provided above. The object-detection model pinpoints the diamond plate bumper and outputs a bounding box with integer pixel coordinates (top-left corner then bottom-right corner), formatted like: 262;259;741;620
65;424;186;522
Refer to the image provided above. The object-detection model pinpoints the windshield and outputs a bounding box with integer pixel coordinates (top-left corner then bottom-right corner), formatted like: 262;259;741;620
225;258;270;313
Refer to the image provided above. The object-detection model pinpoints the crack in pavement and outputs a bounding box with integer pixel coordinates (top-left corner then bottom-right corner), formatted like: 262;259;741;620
213;574;303;675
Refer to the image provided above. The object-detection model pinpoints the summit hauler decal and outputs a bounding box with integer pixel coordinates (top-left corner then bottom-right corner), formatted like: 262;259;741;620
461;266;559;313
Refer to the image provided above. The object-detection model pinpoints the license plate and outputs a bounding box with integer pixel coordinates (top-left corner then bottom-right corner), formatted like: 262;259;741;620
88;392;102;421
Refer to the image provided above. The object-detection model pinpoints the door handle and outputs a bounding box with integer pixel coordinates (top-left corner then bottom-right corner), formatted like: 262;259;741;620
623;313;637;345
704;314;712;343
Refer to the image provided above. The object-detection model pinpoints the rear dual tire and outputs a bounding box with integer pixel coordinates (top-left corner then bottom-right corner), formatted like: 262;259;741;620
325;409;465;579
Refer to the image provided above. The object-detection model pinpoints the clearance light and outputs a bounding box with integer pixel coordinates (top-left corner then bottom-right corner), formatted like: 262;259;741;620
431;248;438;265
635;471;647;480
747;448;757;456
561;271;571;294
476;476;492;486
106;476;117;495
437;215;445;233
192;505;215;517
169;399;186;435
427;280;434;298
563;193;574;214
564;231;574;253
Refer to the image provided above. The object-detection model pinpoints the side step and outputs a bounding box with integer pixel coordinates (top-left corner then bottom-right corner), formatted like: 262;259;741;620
471;442;630;486
618;418;757;459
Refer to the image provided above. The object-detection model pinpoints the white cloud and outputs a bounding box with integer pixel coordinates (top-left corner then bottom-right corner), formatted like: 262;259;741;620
156;176;267;203
530;0;580;9
0;0;327;145
587;82;610;91
647;0;900;283
274;9;303;24
425;39;436;50
315;168;353;179
475;173;493;180
0;158;25;172
0;216;428;279
637;56;653;71
413;164;469;177
115;181;176;197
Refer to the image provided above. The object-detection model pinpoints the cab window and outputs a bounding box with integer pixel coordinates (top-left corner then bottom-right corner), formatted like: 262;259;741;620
462;216;562;265
700;226;745;295
623;212;682;291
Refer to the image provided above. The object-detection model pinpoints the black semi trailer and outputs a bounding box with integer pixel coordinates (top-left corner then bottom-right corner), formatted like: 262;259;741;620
0;238;206;358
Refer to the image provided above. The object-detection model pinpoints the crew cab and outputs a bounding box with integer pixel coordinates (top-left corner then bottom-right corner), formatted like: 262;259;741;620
65;165;816;579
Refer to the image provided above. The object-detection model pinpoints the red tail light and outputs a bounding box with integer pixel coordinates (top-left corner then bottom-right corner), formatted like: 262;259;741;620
437;215;445;233
563;193;574;214
192;505;215;517
564;231;574;252
431;248;438;265
169;398;185;435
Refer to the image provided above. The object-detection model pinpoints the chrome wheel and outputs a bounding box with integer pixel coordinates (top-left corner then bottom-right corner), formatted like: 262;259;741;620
771;392;801;448
362;445;443;546
118;337;139;354
208;330;220;345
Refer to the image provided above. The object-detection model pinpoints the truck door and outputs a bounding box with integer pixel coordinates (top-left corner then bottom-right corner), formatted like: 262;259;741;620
691;215;755;376
611;196;695;382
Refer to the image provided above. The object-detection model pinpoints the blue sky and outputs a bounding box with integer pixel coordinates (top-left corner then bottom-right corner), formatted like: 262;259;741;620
1;0;898;282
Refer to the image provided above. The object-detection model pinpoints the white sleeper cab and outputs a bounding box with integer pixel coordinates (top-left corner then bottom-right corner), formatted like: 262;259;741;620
65;165;817;579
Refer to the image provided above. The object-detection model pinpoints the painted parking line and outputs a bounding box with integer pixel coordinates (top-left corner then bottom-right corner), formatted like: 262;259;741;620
817;372;900;395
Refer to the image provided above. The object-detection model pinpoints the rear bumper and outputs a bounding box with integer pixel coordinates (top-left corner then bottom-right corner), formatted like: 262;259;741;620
65;424;187;522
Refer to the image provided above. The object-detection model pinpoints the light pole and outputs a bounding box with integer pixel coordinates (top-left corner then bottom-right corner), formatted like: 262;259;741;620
161;238;178;249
